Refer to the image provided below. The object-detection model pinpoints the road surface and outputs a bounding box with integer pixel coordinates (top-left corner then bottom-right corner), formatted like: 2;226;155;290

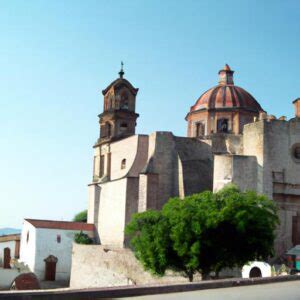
120;280;300;300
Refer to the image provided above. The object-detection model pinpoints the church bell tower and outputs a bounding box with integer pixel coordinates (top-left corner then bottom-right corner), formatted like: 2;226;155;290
96;63;139;146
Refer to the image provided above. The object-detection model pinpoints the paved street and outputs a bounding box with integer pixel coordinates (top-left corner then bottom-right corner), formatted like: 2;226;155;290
121;281;300;300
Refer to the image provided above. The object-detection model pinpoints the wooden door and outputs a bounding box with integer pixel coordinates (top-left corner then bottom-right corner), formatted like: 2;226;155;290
3;247;11;269
45;261;56;281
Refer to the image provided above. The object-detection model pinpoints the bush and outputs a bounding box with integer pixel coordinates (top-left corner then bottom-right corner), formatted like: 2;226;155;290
74;231;93;244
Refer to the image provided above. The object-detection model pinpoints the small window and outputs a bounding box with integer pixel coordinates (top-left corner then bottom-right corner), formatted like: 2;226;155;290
291;143;300;163
26;232;29;243
57;234;61;243
121;159;126;169
120;123;128;132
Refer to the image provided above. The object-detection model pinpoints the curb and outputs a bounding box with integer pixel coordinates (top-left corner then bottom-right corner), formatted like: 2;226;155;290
0;275;299;299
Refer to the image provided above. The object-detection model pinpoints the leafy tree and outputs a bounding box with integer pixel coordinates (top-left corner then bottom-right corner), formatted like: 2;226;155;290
73;210;87;223
125;210;175;276
126;185;279;281
74;231;93;244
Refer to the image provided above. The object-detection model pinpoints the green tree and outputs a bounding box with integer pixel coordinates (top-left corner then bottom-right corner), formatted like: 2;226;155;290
125;210;175;276
126;185;279;281
73;210;87;223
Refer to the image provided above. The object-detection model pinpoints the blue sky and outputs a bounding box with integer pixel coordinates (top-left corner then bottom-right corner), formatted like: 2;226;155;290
0;0;299;228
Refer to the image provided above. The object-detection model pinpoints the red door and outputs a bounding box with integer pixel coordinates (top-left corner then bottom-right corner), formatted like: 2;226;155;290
45;261;56;281
3;248;11;269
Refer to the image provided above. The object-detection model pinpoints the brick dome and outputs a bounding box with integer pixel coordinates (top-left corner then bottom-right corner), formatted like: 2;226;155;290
186;65;265;137
190;65;264;113
190;85;263;112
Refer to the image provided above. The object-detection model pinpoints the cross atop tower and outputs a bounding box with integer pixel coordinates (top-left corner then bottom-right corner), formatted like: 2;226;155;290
119;61;124;78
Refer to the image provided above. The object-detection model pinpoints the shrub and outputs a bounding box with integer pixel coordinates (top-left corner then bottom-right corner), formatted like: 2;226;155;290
74;231;93;244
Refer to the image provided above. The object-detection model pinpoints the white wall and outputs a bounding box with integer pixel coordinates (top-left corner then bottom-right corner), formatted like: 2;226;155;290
19;221;36;273
109;135;139;180
20;220;92;282
0;241;16;267
34;228;91;281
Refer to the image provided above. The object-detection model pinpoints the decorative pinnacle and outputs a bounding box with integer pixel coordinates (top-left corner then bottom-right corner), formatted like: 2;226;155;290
119;61;124;78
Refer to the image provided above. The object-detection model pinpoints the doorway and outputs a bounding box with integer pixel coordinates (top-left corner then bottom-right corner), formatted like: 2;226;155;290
249;267;262;278
44;255;58;281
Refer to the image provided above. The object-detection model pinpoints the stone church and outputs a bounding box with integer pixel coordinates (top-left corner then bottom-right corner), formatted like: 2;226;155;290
87;64;300;257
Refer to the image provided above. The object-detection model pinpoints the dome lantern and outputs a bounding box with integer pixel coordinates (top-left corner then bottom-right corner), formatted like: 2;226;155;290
218;64;234;85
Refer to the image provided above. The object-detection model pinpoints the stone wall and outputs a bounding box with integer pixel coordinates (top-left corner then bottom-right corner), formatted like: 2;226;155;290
69;244;197;289
213;155;257;192
90;131;215;247
175;136;213;195
214;118;300;257
140;132;213;211
142;132;181;209
243;121;266;195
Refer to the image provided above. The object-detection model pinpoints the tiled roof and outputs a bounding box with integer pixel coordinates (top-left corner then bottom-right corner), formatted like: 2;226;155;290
190;85;264;112
24;219;94;231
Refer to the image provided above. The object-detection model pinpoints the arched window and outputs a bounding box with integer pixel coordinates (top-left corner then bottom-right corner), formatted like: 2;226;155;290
100;155;105;177
195;122;205;136
217;118;229;133
106;123;112;137
121;159;126;169
120;91;129;110
109;96;114;109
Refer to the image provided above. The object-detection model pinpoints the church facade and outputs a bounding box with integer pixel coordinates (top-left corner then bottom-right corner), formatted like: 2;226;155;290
87;64;300;257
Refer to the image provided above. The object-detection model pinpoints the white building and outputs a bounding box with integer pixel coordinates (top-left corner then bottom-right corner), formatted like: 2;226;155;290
19;219;94;282
0;234;20;268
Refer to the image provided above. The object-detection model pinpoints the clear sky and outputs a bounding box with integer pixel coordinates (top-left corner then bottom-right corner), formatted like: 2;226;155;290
0;0;299;228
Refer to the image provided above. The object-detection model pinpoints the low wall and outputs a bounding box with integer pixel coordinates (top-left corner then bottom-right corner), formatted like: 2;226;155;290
0;268;22;289
70;244;200;288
